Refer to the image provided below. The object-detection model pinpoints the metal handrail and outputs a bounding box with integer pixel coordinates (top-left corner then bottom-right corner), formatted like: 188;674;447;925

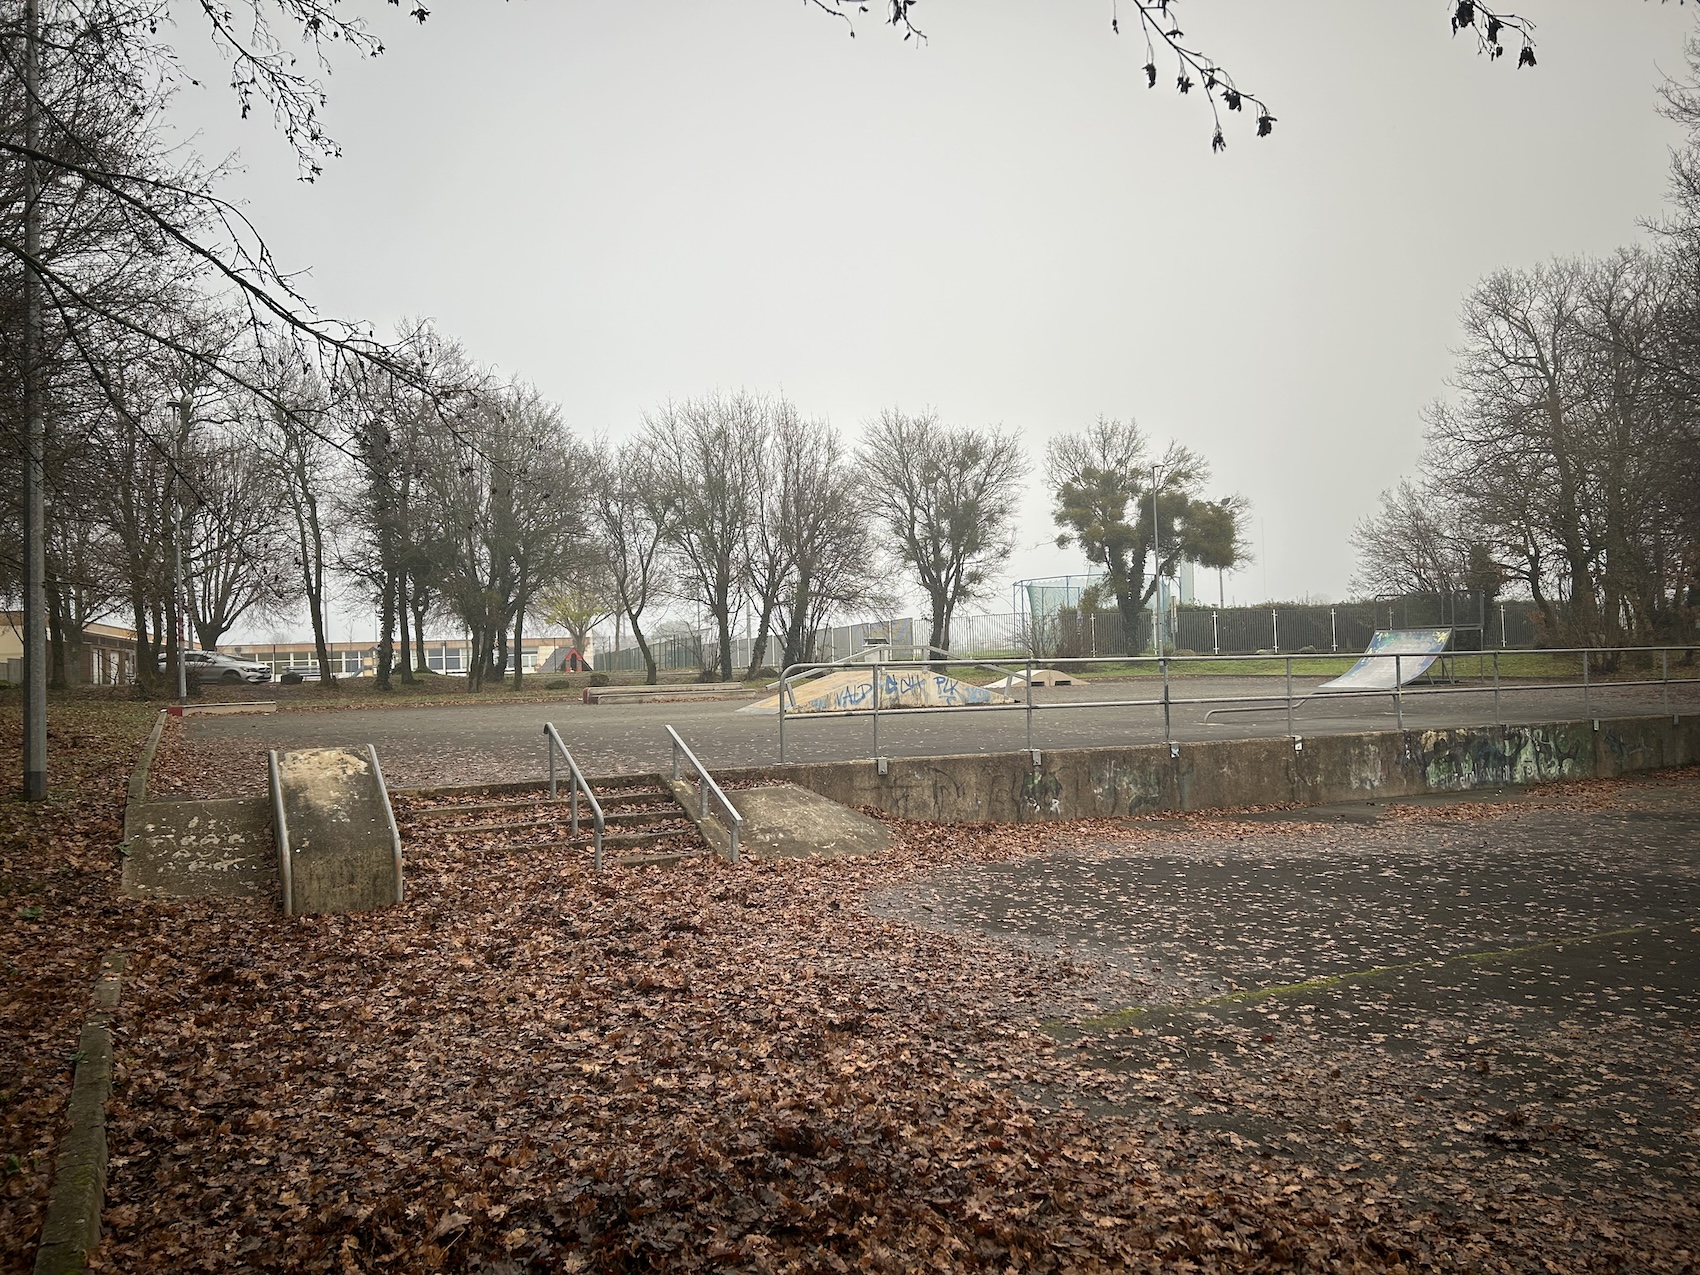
771;645;1699;762
366;744;406;904
544;722;606;870
268;750;293;916
665;724;744;863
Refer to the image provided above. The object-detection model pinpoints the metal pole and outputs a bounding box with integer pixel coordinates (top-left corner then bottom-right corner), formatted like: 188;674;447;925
1500;603;1507;649
1272;607;1279;654
778;669;787;763
1151;467;1162;656
21;0;46;799
1330;607;1337;653
1492;650;1500;726
548;736;557;799
1162;654;1172;745
1212;609;1219;656
1663;648;1671;719
671;735;681;782
1394;654;1403;730
1025;654;1034;753
1583;649;1590;720
1285;656;1294;738
173;398;190;706
872;662;881;762
571;777;580;838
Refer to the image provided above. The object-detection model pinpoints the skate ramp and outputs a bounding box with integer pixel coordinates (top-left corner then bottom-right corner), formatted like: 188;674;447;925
1318;628;1453;693
741;667;1015;715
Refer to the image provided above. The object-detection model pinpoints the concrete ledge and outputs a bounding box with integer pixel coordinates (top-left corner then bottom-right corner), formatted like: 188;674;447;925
395;715;1698;831
167;700;276;717
34;952;126;1275
712;715;1700;824
584;683;749;705
123;712;168;839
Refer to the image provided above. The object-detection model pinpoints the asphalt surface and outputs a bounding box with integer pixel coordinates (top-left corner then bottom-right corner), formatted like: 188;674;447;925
177;673;1700;791
871;774;1700;1213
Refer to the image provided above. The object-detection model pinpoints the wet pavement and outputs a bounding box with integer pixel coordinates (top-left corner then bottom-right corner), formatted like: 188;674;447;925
870;774;1700;1215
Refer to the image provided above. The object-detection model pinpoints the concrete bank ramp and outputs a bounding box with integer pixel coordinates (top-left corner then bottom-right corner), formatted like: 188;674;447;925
735;784;891;859
741;668;1014;716
271;746;404;915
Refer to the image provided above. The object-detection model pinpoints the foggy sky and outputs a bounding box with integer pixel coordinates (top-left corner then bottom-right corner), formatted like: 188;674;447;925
169;1;1696;634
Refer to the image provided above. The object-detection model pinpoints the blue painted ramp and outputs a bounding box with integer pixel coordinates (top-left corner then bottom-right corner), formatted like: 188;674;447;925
1318;628;1453;693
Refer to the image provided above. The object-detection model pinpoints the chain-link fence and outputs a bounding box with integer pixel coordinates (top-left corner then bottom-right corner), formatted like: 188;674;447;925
591;595;1691;676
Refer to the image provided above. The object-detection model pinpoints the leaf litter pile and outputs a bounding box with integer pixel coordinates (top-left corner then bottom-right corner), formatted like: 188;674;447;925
4;699;1698;1272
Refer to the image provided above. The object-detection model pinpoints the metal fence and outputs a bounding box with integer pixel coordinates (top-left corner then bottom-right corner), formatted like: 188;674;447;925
773;646;1700;764
591;598;1696;677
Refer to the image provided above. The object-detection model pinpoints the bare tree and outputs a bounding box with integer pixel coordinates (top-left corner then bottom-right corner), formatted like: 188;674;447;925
860;409;1023;656
771;415;884;671
588;440;671;685
645;392;760;682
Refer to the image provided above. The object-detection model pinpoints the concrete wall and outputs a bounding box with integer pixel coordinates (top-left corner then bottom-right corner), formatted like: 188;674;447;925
714;716;1699;824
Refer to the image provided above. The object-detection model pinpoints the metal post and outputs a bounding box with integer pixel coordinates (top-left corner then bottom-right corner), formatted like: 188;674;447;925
570;779;579;838
778;669;787;763
1330;607;1337;653
1583;649;1590;720
1272;607;1279;654
1663;648;1671;720
1394;654;1403;730
1025;654;1034;753
548;739;557;799
1211;609;1219;656
21;0;45;799
1151;468;1162;656
872;662;881;762
671;735;681;782
1162;654;1172;745
1285;656;1294;738
1500;603;1507;649
1492;650;1500;727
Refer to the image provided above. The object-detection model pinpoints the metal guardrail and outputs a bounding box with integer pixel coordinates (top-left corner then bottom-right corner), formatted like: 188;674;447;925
544;722;606;870
267;749;294;915
666;724;744;863
774;645;1700;764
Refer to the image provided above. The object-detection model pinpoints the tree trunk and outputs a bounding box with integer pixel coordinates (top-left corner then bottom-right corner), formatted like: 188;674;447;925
411;578;429;672
376;570;396;692
716;607;734;682
745;605;775;680
46;578;67;691
628;610;657;685
511;600;526;691
397;572;415;685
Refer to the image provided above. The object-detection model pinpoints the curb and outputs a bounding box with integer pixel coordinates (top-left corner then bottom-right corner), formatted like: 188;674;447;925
123;711;168;841
33;952;126;1275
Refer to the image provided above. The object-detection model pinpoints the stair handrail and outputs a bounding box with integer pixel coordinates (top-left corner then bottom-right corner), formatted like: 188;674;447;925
665;724;743;863
544;723;606;870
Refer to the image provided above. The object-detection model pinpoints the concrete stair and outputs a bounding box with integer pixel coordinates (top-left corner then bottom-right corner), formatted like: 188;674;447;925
391;775;708;866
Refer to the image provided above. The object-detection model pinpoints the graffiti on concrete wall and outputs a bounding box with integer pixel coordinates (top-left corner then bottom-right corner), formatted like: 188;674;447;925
795;669;1010;714
1418;726;1589;791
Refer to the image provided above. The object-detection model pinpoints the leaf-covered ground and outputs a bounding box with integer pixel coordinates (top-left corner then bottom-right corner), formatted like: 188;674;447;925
4;694;1698;1271
0;695;161;1269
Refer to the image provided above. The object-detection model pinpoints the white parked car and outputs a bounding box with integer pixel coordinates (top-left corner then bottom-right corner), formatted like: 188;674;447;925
157;650;273;684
